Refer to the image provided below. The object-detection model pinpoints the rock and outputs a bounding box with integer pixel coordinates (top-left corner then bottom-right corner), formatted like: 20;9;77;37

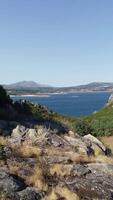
18;187;43;200
106;94;113;106
25;128;38;142
48;134;71;149
87;163;113;175
64;163;113;199
0;167;44;200
0;168;25;195
72;164;91;177
11;125;26;140
24;127;51;146
0;145;12;160
40;155;70;165
83;134;106;153
64;135;93;156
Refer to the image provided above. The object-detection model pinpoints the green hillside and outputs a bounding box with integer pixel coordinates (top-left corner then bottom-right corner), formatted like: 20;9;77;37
1;85;113;137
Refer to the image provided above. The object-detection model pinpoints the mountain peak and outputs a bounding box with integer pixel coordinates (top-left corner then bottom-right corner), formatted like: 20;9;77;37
4;81;51;89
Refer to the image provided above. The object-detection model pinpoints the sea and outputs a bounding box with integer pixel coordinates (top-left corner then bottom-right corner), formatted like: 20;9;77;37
11;92;111;117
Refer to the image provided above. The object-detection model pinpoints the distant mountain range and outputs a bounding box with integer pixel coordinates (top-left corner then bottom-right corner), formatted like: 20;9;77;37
3;81;113;95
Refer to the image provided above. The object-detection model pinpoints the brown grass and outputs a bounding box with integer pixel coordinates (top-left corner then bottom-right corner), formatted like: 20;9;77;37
101;136;113;152
43;186;79;200
0;136;7;145
50;164;73;176
11;142;42;158
25;165;48;191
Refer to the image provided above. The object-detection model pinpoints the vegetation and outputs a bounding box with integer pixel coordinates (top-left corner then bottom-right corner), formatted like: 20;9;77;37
0;86;12;107
0;87;113;199
1;85;113;137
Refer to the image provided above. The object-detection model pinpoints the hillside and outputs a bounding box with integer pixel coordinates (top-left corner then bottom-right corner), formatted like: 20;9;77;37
0;86;113;200
3;81;113;95
4;81;52;90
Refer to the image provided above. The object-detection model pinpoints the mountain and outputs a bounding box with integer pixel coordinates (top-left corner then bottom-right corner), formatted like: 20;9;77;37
4;81;52;90
56;82;113;93
3;81;113;94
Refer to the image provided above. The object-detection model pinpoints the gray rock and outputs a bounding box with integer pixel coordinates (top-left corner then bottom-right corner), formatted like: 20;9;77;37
40;155;70;164
11;125;26;140
48;134;71;148
0;168;25;195
83;134;106;152
65;164;113;199
18;187;43;200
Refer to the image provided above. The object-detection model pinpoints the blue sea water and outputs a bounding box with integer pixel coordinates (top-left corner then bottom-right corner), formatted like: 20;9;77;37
11;92;111;117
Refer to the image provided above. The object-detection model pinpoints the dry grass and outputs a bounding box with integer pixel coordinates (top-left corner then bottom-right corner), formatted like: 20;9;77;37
43;186;79;200
0;136;7;145
95;154;113;164
25;165;48;191
50;164;73;176
101;136;113;152
44;146;67;156
12;142;42;158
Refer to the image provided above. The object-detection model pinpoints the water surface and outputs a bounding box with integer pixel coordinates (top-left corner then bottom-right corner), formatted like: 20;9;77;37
11;92;111;117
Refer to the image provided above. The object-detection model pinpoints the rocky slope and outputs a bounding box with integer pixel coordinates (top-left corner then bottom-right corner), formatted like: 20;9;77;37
0;86;113;200
0;121;113;200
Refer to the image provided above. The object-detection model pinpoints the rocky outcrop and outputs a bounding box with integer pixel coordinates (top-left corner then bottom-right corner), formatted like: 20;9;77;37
0;167;44;200
0;124;113;199
106;93;113;106
10;125;107;156
64;163;113;199
83;134;106;152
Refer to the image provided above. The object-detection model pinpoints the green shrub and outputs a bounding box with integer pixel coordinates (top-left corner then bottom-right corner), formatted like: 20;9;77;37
72;119;93;136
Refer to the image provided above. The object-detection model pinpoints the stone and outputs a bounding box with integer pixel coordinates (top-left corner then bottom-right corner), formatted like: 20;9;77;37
48;134;71;148
0;168;25;195
64;135;92;156
11;125;26;140
83;134;106;152
40;155;70;165
64;163;113;199
18;187;43;200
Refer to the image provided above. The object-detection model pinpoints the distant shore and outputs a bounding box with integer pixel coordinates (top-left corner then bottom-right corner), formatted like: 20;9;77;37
10;94;50;98
9;91;111;97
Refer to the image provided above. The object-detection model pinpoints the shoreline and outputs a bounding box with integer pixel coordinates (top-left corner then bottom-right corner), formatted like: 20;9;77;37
10;91;111;97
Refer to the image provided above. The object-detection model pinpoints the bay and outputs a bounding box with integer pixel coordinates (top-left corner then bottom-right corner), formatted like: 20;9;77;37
11;92;111;117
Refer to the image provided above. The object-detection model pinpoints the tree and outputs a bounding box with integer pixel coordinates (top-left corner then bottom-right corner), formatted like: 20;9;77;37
0;86;12;107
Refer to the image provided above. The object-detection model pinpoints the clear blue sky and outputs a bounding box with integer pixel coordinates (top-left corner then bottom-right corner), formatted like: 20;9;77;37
0;0;113;86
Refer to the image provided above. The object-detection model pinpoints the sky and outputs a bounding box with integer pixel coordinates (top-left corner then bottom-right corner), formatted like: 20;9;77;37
0;0;113;87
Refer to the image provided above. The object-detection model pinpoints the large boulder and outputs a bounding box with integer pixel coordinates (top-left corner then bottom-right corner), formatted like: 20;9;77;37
64;163;113;199
83;134;106;154
64;135;93;156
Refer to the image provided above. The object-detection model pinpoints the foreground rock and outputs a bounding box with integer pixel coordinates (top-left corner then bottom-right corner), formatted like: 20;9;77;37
65;163;113;199
83;134;106;152
1;124;113;199
0;167;44;200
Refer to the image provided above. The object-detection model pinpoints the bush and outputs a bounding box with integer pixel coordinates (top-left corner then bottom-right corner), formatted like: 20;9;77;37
73;119;93;136
0;86;12;107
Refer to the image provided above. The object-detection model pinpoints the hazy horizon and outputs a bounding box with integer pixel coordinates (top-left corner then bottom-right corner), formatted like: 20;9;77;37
0;0;113;87
1;80;113;88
